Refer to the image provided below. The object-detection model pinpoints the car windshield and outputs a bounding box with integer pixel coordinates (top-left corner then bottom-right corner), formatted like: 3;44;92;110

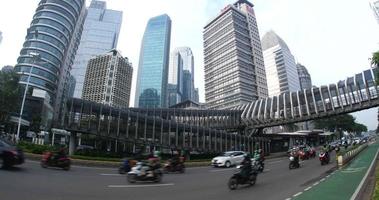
221;152;233;156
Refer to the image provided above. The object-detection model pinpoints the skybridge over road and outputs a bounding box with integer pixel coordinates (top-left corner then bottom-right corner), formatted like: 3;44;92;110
61;68;379;154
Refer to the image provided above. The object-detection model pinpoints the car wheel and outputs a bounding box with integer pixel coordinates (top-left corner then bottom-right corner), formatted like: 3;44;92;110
225;161;231;168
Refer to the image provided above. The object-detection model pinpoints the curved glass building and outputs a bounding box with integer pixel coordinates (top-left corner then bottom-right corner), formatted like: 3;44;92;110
135;14;171;108
15;0;86;119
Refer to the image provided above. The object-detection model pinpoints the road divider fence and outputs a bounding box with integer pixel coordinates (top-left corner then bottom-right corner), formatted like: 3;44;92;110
337;144;368;168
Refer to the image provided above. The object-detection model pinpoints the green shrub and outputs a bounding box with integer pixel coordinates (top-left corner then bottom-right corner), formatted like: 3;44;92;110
17;141;57;154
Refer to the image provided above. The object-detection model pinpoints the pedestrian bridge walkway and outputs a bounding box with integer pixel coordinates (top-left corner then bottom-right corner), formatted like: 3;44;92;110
240;68;379;128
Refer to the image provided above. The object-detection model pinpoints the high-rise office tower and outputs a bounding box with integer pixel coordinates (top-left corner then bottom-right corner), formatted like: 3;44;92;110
135;14;171;108
296;63;313;130
371;0;379;24
297;63;312;90
82;50;133;109
14;0;86;121
262;31;301;97
204;0;268;109
71;0;122;98
168;47;196;106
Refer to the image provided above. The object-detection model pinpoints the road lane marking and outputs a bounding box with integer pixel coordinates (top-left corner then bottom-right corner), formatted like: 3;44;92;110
209;168;234;172
313;182;320;186
293;192;303;197
267;160;283;164
264;169;271;172
304;186;312;191
320;178;326;182
100;173;124;176
108;183;174;188
285;198;292;200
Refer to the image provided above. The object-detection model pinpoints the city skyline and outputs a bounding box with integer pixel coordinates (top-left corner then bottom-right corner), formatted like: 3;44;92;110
0;0;378;129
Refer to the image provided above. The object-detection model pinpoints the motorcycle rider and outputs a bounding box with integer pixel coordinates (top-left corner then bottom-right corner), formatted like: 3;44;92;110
290;147;300;165
321;144;330;159
253;149;264;167
239;154;252;179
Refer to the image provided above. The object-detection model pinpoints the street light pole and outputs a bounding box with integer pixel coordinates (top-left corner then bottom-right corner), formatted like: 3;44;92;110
15;52;41;142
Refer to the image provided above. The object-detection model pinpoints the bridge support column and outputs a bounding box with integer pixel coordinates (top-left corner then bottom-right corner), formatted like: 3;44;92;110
69;132;77;156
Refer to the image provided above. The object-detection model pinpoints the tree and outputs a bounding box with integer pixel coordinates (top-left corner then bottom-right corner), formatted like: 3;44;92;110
314;114;367;138
371;51;379;133
0;71;20;124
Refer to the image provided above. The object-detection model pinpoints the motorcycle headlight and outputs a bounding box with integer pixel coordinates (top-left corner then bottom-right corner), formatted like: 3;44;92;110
289;156;294;161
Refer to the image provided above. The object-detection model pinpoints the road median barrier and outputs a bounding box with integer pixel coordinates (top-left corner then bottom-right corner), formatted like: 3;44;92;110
337;144;368;169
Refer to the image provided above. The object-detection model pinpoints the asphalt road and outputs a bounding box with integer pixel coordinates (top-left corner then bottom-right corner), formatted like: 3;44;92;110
0;153;336;200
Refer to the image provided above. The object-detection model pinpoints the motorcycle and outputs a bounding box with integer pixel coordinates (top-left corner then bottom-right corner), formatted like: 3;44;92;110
127;162;162;183
319;151;330;165
289;154;300;169
41;152;71;170
163;159;185;173
228;165;258;190
308;148;316;158
251;158;264;173
299;150;309;160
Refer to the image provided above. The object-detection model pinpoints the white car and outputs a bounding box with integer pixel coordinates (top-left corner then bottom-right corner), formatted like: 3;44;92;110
211;151;246;168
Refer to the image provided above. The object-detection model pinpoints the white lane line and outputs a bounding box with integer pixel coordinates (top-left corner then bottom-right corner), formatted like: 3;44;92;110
285;198;292;200
313;181;320;186
304;186;312;191
108;183;174;188
100;173;124;176
267;160;283;164
264;169;271;172
209;168;234;172
320;178;326;182
293;192;303;197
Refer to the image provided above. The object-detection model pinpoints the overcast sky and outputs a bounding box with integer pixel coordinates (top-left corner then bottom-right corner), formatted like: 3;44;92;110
0;0;378;130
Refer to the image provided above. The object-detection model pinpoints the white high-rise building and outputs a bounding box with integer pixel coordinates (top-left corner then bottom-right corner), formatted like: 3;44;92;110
204;0;268;109
262;31;301;97
82;50;133;109
371;0;379;24
71;0;122;98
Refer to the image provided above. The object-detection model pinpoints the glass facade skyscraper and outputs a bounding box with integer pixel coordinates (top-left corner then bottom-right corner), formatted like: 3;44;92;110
71;0;122;98
168;47;197;106
14;0;86;120
135;14;171;108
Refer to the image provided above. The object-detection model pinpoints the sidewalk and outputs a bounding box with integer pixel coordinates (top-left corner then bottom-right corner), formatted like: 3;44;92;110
293;142;379;200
